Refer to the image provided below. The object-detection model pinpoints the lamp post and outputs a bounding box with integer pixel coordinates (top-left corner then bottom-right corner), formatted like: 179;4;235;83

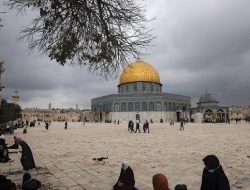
0;60;5;107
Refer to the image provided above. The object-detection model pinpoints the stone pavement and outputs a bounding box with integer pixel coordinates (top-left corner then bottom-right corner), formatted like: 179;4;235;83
1;122;250;190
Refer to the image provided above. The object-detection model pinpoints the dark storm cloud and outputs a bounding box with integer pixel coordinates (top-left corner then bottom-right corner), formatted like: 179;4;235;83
1;0;250;108
144;0;250;106
0;8;117;108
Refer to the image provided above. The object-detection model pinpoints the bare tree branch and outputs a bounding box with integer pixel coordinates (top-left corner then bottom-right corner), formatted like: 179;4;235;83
4;0;154;77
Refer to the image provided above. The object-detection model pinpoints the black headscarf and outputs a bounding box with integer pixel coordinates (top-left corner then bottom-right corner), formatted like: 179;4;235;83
175;184;187;190
22;173;31;186
22;173;41;190
200;155;230;190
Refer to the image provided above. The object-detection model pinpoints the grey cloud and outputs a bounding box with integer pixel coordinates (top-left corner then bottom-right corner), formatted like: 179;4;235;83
1;0;250;108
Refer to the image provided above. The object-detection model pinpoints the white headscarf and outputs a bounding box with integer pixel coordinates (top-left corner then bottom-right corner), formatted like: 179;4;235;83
122;161;129;171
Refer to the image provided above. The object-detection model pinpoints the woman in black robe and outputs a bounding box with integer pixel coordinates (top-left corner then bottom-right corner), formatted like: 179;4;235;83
113;161;135;190
0;136;11;162
200;155;230;190
21;173;41;190
16;138;36;171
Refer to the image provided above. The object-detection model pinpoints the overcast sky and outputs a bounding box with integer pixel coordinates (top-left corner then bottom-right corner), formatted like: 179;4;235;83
1;0;250;109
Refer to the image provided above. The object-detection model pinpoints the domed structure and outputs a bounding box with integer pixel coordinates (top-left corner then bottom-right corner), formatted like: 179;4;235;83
191;91;229;123
119;60;161;85
91;60;191;123
118;60;162;94
199;91;217;103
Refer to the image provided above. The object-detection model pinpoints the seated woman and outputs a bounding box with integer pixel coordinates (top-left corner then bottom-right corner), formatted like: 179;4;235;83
0;175;16;190
14;137;36;171
113;161;135;190
175;184;187;190
0;135;11;163
21;173;41;190
200;155;230;190
152;173;170;190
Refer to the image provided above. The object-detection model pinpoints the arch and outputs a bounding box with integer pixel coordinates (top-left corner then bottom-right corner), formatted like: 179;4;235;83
173;103;176;111
121;103;127;112
217;109;224;113
149;102;154;111
135;102;140;111
156;102;162;111
128;102;133;111
204;109;214;123
164;102;168;111
142;102;148;111
205;109;213;114
168;102;172;111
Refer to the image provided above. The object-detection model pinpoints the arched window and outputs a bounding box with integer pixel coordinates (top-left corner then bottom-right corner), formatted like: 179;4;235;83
135;102;140;111
129;85;133;91
134;84;137;91
149;102;154;111
142;102;147;111
157;103;162;111
123;86;126;92
164;102;168;111
128;102;133;111
115;104;119;112
168;102;172;111
121;103;126;112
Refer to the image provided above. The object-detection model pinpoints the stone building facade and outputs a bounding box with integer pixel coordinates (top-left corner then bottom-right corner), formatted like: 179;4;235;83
191;91;229;123
91;60;191;123
22;108;91;123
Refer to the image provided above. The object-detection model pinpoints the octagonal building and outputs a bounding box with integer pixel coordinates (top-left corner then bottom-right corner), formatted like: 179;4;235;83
91;60;191;123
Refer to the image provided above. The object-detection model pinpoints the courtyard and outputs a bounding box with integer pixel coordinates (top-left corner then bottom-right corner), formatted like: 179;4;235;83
1;122;250;190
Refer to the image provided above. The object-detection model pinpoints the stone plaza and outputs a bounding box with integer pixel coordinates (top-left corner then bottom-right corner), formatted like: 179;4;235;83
1;122;250;190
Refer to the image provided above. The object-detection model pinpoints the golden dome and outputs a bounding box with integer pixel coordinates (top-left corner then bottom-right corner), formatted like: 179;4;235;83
119;60;161;85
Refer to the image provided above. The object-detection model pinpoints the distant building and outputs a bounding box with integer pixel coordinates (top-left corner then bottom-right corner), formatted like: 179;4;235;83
48;102;52;110
91;60;191;123
191;91;229;123
12;90;20;105
22;107;91;122
229;106;250;120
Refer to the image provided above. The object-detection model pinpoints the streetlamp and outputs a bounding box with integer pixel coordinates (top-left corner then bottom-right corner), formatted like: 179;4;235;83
0;60;5;107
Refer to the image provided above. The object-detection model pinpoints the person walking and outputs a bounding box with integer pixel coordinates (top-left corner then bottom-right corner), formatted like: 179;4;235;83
135;122;141;133
180;120;184;131
64;121;68;130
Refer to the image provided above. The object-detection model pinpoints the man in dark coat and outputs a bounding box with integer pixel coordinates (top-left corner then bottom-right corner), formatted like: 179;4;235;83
45;122;49;130
15;138;36;171
65;121;68;130
113;161;135;190
200;155;230;190
135;122;141;133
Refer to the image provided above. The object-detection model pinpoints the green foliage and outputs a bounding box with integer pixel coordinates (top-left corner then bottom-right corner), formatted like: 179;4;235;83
0;99;22;124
